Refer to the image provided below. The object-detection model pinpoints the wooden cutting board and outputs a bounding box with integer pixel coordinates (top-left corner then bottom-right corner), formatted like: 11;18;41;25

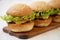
3;22;60;39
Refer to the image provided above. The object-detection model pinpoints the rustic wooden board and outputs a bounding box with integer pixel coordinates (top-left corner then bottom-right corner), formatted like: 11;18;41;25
3;22;60;39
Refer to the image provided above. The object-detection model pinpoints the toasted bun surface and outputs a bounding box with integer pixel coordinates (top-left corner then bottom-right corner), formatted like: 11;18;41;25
8;21;34;32
31;1;52;12
35;17;52;27
7;4;32;16
49;0;60;8
53;16;60;22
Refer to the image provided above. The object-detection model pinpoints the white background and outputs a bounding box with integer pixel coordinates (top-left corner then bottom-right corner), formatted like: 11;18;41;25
0;0;60;40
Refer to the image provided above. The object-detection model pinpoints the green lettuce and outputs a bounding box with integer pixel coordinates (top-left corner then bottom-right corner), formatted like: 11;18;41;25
29;12;36;20
56;9;60;15
41;12;50;19
13;17;22;21
23;16;29;20
49;8;60;15
1;12;36;23
34;8;60;19
1;15;13;22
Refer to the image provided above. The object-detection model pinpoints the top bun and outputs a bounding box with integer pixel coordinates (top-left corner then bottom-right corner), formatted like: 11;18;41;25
49;0;60;8
30;1;52;12
7;4;33;17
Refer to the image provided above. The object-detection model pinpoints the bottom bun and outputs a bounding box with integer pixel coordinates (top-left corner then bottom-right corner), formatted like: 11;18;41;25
8;21;34;32
35;17;52;27
53;16;60;22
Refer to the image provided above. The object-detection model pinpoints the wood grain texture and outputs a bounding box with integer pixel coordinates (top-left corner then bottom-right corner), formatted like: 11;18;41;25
3;22;60;39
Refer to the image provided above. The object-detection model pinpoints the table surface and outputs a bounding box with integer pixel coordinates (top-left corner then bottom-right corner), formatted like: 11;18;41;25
0;0;60;40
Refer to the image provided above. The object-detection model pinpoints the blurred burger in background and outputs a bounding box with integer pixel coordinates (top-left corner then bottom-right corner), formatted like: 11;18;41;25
48;0;60;22
30;1;60;27
30;1;52;27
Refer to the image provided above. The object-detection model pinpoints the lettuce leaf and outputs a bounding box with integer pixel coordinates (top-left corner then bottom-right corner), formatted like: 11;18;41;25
39;8;60;19
49;9;59;15
1;12;36;23
57;9;60;15
41;12;50;19
1;15;13;22
22;16;29;20
13;17;22;21
29;12;36;20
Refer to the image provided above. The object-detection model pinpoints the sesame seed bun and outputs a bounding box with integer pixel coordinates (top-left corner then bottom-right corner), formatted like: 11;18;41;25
30;1;52;12
49;0;60;8
7;4;33;17
8;21;34;32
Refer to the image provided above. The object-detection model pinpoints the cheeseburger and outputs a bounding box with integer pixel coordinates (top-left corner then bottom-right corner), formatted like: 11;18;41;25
1;4;35;32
